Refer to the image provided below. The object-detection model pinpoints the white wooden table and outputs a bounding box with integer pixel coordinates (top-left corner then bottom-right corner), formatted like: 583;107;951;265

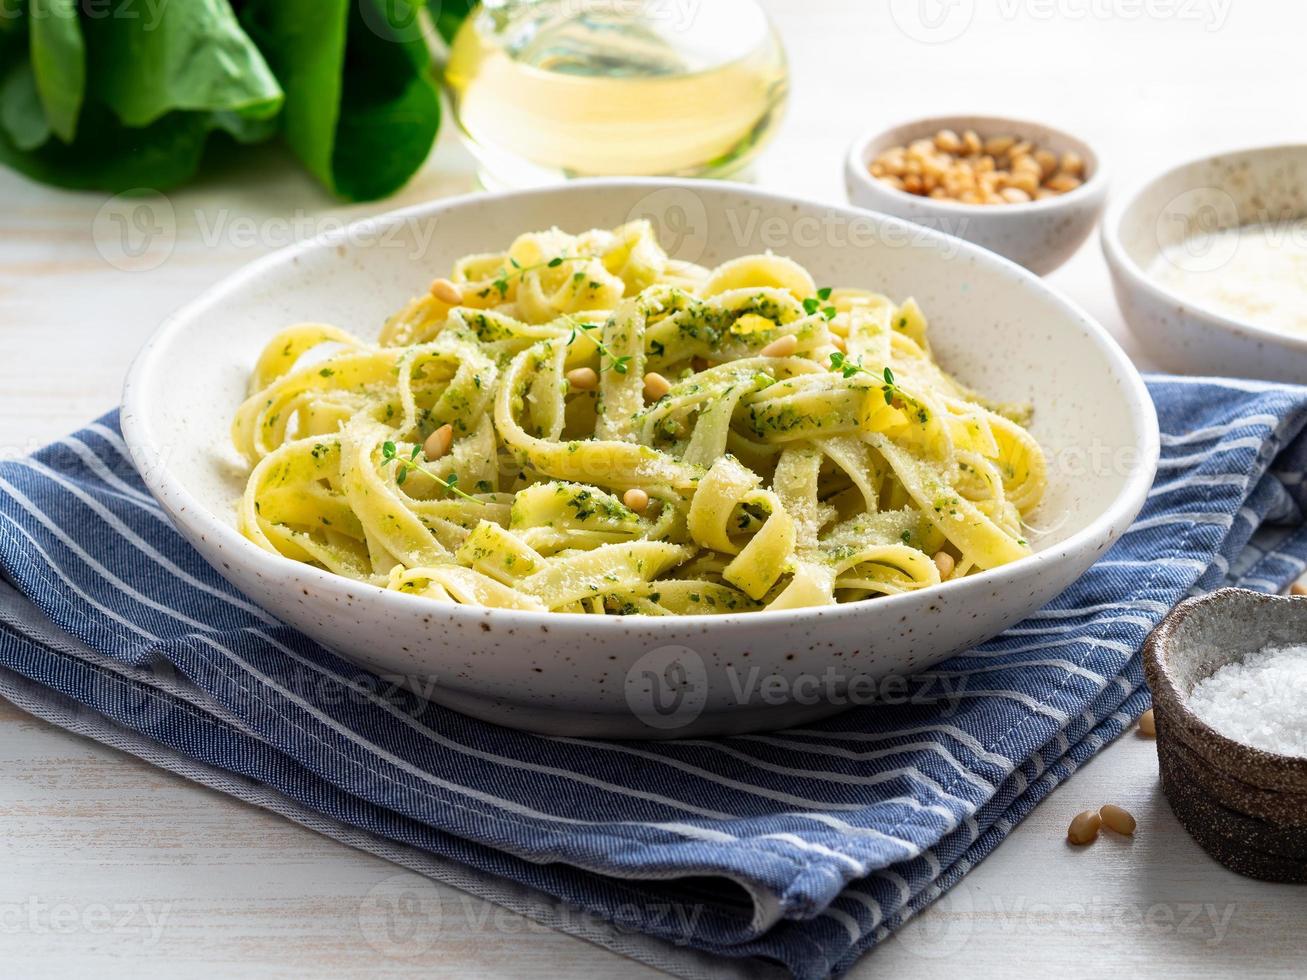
2;2;1305;975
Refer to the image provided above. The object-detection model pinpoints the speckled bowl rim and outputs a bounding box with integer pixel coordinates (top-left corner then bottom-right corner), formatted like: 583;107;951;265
1101;142;1307;357
1144;587;1307;791
844;113;1108;216
121;177;1158;633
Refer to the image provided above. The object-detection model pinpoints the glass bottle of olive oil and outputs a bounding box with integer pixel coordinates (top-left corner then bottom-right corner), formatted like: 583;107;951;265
444;0;789;187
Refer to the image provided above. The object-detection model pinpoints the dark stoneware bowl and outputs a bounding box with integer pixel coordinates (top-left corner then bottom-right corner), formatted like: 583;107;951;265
1143;588;1307;883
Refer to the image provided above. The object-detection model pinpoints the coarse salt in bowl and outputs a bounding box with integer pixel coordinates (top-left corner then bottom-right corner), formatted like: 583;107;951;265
1187;645;1307;758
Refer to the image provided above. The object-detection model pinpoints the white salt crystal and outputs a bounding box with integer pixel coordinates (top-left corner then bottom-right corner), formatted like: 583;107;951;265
1187;645;1307;758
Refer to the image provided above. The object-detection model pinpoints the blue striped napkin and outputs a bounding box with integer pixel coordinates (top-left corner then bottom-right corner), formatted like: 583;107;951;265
1;375;1305;979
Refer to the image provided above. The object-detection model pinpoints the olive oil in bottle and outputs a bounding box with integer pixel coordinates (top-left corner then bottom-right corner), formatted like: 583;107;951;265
444;0;789;187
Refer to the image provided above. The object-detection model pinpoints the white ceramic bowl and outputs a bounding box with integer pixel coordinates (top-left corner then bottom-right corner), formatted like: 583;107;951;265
122;179;1158;739
1102;144;1307;382
845;115;1109;276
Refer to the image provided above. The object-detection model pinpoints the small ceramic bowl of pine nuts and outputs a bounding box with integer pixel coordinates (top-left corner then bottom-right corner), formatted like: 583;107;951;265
845;115;1108;276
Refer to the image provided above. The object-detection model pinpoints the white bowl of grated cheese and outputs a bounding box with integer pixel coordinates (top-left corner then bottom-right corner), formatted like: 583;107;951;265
1102;143;1307;383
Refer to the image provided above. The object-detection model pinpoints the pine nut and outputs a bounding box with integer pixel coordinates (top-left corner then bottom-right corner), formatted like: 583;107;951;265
1067;809;1102;845
423;423;454;461
759;334;798;358
831;335;847;353
643;371;671;401
933;551;955;579
984;135;1015;156
566;367;598;391
1045;173;1083;193
623;488;650;513
429;278;463;305
934;129;961;153
1099;804;1136;836
1137;708;1156;737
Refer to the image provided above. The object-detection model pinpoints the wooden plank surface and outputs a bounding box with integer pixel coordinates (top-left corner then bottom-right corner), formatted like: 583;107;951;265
2;1;1306;975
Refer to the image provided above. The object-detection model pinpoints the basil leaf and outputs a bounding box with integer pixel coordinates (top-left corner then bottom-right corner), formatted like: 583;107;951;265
0;102;211;191
1;60;50;151
332;0;440;201
29;0;84;142
241;0;440;201
83;0;282;127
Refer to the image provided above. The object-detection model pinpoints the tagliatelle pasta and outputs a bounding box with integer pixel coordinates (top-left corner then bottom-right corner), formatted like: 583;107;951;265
232;221;1046;615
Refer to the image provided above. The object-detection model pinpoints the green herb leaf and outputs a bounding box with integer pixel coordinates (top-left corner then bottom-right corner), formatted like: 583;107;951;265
29;0;84;143
0;62;51;152
239;0;439;201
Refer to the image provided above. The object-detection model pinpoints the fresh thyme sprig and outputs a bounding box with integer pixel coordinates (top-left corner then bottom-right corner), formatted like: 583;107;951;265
491;255;590;297
829;352;904;406
380;440;479;501
802;286;836;320
565;316;631;374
